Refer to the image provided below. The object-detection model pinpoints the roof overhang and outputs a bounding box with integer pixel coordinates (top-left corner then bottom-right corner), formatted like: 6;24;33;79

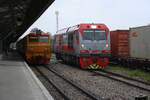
0;0;54;44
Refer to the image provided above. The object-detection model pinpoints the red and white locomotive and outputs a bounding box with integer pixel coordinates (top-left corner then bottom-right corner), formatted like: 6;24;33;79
53;23;111;69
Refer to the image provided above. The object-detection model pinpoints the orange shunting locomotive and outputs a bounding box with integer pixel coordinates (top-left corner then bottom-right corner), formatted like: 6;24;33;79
17;28;51;64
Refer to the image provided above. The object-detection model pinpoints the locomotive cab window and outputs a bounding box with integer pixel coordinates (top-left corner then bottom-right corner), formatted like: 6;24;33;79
29;36;49;43
83;30;106;41
95;30;106;40
39;36;49;43
83;30;93;40
29;37;38;42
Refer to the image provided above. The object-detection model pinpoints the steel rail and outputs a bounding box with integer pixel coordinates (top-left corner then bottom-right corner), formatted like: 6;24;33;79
44;65;106;100
91;70;150;92
100;69;150;85
56;62;150;92
56;63;150;86
34;66;70;100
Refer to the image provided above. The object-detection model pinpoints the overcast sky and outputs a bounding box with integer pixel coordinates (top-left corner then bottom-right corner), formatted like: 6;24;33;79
20;0;150;38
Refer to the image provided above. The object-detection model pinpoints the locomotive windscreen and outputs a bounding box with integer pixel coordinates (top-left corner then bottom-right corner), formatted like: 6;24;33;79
83;30;106;40
29;37;38;42
29;36;49;43
39;37;49;43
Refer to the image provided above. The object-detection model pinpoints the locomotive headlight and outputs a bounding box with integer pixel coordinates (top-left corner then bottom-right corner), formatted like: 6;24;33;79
91;25;97;29
81;44;85;48
81;44;87;49
106;44;109;48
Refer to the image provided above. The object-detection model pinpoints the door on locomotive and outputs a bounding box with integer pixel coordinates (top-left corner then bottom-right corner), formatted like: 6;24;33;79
53;34;63;60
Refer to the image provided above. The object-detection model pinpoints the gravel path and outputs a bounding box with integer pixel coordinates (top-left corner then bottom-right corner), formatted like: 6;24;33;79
48;62;150;100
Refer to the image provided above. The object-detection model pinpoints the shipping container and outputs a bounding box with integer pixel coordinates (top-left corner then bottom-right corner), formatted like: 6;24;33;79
110;30;129;58
129;25;150;60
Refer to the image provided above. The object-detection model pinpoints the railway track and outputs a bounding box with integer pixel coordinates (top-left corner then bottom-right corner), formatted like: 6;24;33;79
90;70;150;92
49;62;150;100
34;65;106;100
33;66;69;100
56;61;150;93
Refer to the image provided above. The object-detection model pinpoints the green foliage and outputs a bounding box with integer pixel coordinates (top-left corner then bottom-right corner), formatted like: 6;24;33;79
107;65;150;82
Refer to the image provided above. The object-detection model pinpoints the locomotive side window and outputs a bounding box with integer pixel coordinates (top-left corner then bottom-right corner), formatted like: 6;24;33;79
68;33;73;48
63;35;67;44
75;31;79;44
94;30;106;40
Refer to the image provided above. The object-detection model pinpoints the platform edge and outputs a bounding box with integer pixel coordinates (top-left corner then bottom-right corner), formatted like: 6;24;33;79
23;62;54;100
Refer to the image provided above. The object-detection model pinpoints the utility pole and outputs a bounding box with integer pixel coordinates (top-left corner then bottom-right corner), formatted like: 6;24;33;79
55;11;59;32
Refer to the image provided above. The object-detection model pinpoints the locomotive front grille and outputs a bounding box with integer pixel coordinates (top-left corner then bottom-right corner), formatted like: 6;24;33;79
93;58;98;63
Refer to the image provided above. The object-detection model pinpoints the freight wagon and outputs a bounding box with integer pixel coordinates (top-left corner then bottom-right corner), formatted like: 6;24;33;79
110;25;150;70
129;25;150;69
17;28;52;64
53;23;111;69
130;25;150;60
110;30;129;59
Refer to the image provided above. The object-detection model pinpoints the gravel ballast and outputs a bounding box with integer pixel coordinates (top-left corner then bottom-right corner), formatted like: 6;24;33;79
48;62;150;100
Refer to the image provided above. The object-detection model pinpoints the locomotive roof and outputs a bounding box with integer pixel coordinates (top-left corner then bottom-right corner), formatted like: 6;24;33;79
56;28;68;34
29;32;50;36
56;23;108;34
111;30;129;32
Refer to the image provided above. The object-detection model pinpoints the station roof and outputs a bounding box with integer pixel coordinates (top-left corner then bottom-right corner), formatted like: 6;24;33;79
0;0;54;43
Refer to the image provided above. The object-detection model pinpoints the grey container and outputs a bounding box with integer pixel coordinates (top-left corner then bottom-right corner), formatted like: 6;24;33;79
129;25;150;60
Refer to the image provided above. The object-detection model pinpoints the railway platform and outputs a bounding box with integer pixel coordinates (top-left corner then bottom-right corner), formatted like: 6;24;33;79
0;51;54;100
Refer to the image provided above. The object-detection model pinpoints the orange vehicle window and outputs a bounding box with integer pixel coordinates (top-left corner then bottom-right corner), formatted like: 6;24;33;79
29;36;49;43
39;36;49;43
29;37;38;42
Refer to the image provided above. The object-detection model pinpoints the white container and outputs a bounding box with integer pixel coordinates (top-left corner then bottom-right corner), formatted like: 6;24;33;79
129;25;150;60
